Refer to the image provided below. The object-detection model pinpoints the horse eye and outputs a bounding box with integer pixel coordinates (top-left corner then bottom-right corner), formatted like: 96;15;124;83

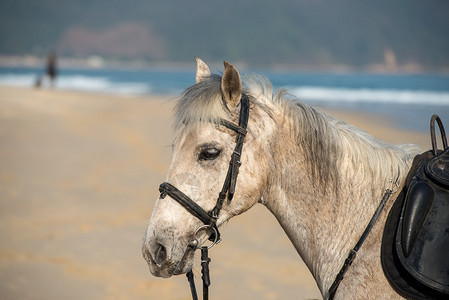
199;147;221;161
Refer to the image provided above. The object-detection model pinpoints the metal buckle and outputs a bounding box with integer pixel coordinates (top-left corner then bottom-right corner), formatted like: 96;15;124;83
211;210;219;220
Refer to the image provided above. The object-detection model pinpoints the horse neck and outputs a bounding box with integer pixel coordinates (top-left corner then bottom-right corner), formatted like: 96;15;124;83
259;105;416;295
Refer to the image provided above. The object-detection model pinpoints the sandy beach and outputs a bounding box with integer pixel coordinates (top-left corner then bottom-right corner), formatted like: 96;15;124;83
0;85;430;300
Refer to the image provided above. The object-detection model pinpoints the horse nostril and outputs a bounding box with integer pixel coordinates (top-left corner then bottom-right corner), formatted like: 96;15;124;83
154;243;167;266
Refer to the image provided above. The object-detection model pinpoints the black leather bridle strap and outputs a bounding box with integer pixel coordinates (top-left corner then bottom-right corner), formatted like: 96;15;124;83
159;181;221;243
216;119;247;136
186;270;198;300
327;185;396;299
201;246;211;300
159;182;211;225
210;95;250;218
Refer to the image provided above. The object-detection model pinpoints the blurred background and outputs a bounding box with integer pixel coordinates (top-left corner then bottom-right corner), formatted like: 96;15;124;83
0;1;448;299
1;0;448;128
2;0;449;70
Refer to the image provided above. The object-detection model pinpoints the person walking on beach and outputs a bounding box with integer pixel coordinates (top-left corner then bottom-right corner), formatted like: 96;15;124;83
46;51;58;87
35;51;58;88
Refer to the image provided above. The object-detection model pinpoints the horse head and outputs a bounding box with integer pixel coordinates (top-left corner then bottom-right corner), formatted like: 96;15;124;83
142;58;271;278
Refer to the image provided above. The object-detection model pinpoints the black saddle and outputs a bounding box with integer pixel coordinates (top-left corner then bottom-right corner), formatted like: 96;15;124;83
382;114;449;299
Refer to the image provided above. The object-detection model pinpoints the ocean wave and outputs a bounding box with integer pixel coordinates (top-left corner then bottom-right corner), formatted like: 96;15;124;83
289;86;449;106
1;72;449;106
0;73;151;95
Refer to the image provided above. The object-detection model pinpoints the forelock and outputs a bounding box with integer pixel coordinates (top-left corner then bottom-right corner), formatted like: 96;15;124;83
174;74;230;132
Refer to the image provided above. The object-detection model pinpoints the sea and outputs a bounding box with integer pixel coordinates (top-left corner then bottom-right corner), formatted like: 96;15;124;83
1;66;448;132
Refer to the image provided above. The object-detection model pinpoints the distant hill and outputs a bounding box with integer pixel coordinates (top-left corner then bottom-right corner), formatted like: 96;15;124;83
1;0;449;70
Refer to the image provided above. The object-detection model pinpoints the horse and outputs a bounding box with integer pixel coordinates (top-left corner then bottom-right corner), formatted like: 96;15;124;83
142;58;422;299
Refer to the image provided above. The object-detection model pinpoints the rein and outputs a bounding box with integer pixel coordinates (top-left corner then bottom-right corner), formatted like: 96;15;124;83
158;95;250;300
327;180;398;299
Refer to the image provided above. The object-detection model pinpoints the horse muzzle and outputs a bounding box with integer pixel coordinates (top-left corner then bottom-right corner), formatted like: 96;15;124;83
142;235;196;278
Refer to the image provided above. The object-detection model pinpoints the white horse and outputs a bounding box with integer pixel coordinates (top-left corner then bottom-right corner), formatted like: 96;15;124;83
142;58;421;299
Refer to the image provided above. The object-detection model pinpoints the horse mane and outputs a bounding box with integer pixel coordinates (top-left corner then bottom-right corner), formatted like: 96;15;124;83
175;72;421;192
245;75;421;191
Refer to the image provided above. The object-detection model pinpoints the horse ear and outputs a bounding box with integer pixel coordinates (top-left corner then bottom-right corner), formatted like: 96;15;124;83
195;57;211;83
221;61;242;109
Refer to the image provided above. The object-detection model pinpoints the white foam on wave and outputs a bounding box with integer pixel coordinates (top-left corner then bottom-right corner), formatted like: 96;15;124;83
56;75;151;95
0;73;151;95
1;73;448;106
0;73;35;86
290;86;449;106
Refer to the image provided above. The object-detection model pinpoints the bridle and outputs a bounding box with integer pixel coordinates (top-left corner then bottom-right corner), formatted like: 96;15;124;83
156;92;398;300
158;94;250;300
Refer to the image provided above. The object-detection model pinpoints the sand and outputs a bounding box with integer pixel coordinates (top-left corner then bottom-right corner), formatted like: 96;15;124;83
0;85;430;300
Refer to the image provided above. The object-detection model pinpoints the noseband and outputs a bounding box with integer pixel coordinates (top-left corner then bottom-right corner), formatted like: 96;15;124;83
158;95;250;300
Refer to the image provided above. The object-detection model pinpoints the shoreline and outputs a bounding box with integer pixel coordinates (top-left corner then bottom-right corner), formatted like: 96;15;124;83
2;55;449;74
0;85;431;300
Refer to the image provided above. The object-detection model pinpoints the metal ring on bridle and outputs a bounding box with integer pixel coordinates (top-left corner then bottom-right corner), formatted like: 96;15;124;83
192;224;219;249
385;179;399;194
